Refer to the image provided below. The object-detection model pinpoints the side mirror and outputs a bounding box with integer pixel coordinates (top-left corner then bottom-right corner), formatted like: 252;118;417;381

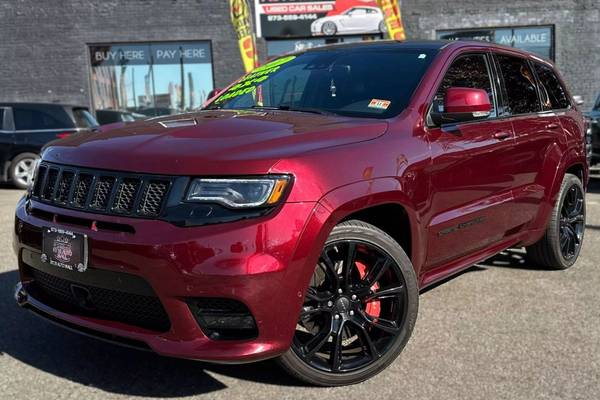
572;95;584;106
431;87;492;125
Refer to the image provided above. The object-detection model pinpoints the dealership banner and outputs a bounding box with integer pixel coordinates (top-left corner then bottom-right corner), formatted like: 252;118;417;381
230;0;259;72
255;0;387;38
376;0;405;40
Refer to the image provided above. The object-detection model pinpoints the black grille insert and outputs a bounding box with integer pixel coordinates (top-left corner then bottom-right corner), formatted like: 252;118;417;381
28;267;171;332
31;162;172;219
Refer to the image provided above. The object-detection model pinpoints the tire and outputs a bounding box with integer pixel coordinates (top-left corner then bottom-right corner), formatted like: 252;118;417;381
378;20;387;34
526;173;585;269
278;220;418;386
9;152;39;190
321;21;337;36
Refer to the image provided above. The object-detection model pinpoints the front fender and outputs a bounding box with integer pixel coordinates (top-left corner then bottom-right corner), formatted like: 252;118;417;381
316;177;425;273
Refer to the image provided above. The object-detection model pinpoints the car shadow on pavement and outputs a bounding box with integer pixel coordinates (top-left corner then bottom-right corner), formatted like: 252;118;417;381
0;270;302;397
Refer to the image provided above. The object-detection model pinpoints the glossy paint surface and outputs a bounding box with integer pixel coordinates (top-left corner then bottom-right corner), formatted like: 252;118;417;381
14;41;587;362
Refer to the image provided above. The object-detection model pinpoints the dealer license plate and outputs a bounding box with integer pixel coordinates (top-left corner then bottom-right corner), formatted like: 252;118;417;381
41;227;88;272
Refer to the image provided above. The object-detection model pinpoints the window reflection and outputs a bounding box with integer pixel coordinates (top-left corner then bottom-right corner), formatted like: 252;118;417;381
89;42;214;117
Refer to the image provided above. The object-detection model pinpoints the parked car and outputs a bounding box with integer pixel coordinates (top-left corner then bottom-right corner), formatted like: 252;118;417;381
95;109;146;125
311;6;385;36
0;103;98;189
14;41;587;386
585;93;600;165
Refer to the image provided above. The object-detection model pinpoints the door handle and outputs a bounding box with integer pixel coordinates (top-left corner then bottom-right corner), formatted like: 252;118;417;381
545;123;560;130
493;131;512;140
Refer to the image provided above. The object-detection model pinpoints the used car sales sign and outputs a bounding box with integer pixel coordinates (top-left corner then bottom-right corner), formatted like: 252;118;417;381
255;0;382;38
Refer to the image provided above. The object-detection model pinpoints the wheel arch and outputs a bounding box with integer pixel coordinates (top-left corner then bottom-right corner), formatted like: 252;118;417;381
316;177;425;274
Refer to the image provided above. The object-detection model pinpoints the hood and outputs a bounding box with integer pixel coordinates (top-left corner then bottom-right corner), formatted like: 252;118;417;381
43;109;388;176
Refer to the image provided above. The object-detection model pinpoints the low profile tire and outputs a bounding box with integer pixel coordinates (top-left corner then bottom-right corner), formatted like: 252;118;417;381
278;220;418;386
526;173;585;269
321;21;337;36
9;152;39;190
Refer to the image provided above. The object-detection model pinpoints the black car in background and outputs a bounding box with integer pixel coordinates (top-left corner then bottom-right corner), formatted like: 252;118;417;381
95;109;146;125
0;103;98;189
586;94;600;167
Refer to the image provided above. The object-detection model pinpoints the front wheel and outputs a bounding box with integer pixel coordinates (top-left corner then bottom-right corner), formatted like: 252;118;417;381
321;21;337;36
278;220;418;386
526;173;585;269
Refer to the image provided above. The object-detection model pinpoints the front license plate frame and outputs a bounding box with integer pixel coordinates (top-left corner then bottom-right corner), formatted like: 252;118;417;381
41;227;88;272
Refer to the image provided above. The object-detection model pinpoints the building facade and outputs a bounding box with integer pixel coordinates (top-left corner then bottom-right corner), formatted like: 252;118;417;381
0;0;598;114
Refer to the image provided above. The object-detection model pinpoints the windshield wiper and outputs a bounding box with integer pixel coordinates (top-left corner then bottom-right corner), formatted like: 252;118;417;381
249;105;336;116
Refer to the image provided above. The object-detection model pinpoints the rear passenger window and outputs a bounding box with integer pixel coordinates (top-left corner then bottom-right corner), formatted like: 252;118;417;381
13;107;72;131
496;55;541;115
433;54;496;118
533;63;571;110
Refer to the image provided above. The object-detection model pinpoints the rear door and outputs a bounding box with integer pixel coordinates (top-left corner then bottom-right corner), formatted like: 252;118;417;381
424;52;516;269
12;105;77;152
0;107;16;180
494;54;563;225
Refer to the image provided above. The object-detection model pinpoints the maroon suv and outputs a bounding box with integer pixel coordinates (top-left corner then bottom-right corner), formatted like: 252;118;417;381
13;40;587;386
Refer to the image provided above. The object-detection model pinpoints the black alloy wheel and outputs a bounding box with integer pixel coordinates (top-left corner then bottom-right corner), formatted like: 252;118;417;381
526;173;586;269
559;183;585;260
279;220;418;386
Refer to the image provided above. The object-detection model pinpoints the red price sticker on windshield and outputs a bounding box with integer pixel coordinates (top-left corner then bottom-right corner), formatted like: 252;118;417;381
368;99;391;110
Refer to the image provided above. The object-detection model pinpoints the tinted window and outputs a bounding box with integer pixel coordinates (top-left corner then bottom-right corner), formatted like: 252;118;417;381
496;55;541;115
73;108;99;128
208;48;437;119
533;63;571;110
0;108;4;130
13;107;73;130
433;54;496;117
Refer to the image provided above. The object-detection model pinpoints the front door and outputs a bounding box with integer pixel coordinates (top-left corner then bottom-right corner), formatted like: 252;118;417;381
424;53;516;269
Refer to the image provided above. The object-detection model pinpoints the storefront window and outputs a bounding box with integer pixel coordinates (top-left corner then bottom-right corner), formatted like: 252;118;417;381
436;26;554;60
89;42;214;117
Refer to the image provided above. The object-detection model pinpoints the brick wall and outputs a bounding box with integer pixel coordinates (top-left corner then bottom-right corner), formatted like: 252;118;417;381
402;0;600;109
0;0;245;108
0;0;598;110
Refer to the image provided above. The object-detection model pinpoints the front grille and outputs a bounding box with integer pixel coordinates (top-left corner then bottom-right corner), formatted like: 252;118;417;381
32;162;172;219
28;267;171;332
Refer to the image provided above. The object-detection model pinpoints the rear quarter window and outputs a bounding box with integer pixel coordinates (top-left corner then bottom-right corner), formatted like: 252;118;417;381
533;62;571;110
13;106;73;130
72;108;99;128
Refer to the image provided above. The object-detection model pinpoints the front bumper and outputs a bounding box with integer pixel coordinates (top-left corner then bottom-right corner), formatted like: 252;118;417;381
13;196;329;362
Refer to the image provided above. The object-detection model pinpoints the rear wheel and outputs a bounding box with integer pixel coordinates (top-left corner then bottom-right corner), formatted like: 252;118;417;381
526;173;585;269
9;153;39;190
278;220;418;386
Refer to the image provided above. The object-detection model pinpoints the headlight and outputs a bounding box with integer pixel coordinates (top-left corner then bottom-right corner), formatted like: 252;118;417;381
185;176;290;209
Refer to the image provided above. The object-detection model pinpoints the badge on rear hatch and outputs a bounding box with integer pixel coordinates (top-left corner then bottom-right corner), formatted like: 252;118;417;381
41;227;88;272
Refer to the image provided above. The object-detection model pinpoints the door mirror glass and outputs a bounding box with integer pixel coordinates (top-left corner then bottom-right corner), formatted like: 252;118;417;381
432;87;492;125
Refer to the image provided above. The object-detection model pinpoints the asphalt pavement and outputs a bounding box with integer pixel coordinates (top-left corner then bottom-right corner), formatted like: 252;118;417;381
0;184;598;400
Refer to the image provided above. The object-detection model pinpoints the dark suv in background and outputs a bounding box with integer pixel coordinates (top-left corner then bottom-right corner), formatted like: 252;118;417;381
0;103;98;189
586;94;600;167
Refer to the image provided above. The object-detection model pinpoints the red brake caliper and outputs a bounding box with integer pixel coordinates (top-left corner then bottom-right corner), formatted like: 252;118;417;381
355;261;381;318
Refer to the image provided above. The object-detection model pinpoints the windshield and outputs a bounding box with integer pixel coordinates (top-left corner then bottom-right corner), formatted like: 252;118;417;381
205;47;438;119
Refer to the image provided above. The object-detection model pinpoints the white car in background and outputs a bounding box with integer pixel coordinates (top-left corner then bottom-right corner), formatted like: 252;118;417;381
311;6;386;36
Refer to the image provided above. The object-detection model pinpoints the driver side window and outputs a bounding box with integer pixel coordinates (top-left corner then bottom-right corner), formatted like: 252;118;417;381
432;54;497;119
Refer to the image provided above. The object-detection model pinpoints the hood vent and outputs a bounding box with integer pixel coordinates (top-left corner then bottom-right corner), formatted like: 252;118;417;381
158;118;197;128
